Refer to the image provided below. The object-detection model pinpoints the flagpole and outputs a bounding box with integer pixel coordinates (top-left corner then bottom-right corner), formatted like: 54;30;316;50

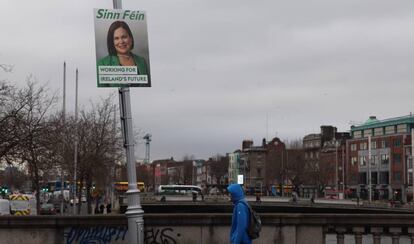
73;69;79;215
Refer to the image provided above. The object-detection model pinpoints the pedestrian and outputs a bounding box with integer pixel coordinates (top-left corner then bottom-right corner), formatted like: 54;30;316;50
256;193;261;203
106;203;112;214
227;183;252;244
192;191;197;202
99;204;105;214
292;191;298;204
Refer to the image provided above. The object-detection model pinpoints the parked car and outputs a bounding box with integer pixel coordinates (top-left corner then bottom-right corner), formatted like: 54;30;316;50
39;203;56;215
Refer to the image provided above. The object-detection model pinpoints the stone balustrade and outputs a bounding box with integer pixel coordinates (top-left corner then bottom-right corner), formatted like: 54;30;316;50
0;213;413;243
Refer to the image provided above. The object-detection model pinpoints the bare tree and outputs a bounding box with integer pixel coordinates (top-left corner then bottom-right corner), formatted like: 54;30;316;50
0;64;13;73
168;165;185;184
0;81;29;160
182;154;195;161
284;138;303;149
3;166;27;191
208;155;229;186
284;149;306;190
74;96;122;213
13;79;59;211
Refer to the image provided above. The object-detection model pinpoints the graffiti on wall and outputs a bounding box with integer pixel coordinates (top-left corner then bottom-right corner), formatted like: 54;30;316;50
144;227;180;244
64;226;128;244
64;226;181;244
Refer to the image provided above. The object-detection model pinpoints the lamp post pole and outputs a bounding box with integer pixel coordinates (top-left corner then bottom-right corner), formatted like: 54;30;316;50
61;62;66;215
113;1;144;243
335;139;338;192
368;135;372;203
342;145;345;196
412;128;414;203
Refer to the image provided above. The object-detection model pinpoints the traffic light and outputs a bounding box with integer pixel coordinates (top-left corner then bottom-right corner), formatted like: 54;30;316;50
1;186;8;196
41;186;49;192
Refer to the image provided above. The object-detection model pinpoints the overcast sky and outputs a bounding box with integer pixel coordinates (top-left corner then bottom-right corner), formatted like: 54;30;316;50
1;0;414;161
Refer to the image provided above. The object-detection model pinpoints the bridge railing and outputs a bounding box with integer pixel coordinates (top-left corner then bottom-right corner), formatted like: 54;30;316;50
1;213;414;243
260;213;414;244
319;214;414;244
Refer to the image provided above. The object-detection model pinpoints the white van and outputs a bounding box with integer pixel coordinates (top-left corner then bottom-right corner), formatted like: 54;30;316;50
0;199;10;215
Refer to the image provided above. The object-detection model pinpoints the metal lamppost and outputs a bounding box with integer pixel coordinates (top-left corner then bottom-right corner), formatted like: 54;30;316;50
341;145;345;196
368;135;372;203
61;62;66;215
412;128;414;203
335;139;338;192
113;1;144;243
73;69;78;215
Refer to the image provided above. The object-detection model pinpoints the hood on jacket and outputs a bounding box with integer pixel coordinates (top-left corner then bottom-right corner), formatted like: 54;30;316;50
227;183;245;203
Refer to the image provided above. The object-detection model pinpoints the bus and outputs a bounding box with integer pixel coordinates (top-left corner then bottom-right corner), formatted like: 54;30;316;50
157;185;203;202
157;185;202;195
45;180;70;192
114;182;145;192
114;182;145;213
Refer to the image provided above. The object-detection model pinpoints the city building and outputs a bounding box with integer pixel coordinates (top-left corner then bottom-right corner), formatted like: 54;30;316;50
228;150;243;184
151;158;175;190
193;160;205;186
234;137;288;195
240;139;267;193
347;115;414;202
303;126;350;198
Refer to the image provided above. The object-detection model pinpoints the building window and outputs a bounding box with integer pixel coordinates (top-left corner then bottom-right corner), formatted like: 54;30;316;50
360;142;367;150
385;126;395;135
371;141;377;149
397;124;407;133
374;127;384;136
379;171;389;184
353;131;362;138
405;147;412;156
394;171;402;182
371;172;378;184
381;140;389;148
372;155;378;166
394;139;401;147
393;153;401;164
364;129;372;137
360;156;366;166
381;154;389;165
351;157;358;166
351;143;357;151
359;172;367;184
315;152;319;159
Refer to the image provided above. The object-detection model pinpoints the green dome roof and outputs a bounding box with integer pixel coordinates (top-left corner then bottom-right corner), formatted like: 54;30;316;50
364;116;379;125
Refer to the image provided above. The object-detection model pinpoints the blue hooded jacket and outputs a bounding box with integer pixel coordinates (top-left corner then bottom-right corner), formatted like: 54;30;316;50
227;184;252;244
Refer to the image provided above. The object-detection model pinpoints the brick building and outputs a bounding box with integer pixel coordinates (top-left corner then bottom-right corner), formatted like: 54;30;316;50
303;126;350;198
347;115;414;202
231;138;288;195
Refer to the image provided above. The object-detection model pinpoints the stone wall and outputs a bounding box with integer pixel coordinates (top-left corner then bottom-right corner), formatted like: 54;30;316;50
1;213;414;244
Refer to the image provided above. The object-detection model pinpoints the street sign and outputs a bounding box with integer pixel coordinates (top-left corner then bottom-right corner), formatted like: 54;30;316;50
237;175;244;184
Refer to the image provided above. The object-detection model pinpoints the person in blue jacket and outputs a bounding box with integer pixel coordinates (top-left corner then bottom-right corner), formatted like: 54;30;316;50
227;183;252;244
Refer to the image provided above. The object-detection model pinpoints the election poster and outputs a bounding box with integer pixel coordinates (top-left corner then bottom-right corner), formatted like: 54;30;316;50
94;9;151;87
